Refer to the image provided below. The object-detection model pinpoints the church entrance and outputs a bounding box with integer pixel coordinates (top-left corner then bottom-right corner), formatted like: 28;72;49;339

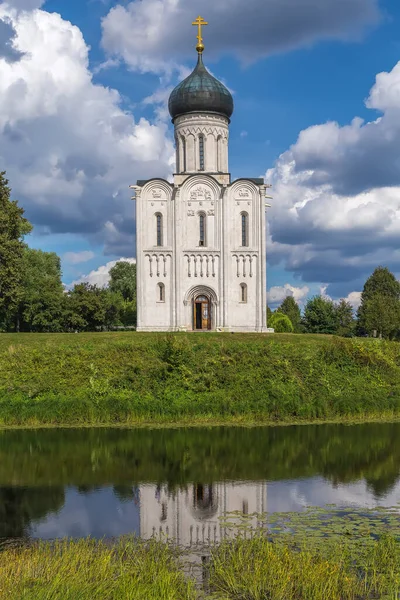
193;295;211;330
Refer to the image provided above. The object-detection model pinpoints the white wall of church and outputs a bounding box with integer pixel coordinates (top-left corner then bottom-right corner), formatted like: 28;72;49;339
135;113;267;333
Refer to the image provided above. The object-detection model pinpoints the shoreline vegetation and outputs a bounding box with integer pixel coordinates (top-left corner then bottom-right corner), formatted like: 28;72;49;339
0;332;400;427
1;508;400;599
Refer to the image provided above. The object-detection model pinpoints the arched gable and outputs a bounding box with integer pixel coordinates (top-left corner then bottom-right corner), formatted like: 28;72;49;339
183;284;219;306
142;179;173;202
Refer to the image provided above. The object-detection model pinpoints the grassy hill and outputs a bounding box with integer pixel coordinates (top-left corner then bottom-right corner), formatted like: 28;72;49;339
0;332;399;427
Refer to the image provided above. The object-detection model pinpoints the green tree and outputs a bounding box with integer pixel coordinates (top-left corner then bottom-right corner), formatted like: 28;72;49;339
109;261;136;301
19;248;65;332
109;261;137;326
335;299;355;337
362;293;400;339
65;283;122;331
269;312;294;333
357;267;400;337
0;172;32;330
266;306;272;324
302;295;337;334
277;296;301;332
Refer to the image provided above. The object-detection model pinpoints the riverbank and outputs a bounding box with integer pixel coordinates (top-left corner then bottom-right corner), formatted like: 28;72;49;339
1;524;399;599
0;332;399;427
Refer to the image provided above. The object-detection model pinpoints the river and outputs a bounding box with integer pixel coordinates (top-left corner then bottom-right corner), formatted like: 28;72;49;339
0;422;399;543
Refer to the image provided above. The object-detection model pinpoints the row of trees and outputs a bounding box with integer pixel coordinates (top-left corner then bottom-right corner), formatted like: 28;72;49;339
269;266;400;339
0;172;136;332
5;248;137;333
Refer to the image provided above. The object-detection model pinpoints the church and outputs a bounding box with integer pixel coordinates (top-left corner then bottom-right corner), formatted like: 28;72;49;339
133;17;269;332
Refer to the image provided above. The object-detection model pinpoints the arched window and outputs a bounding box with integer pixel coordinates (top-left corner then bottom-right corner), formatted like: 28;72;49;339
240;283;247;303
199;212;206;247
181;136;186;172
241;212;249;247
217;135;222;172
175;136;179;172
199;134;205;171
156;213;163;247
158;282;165;302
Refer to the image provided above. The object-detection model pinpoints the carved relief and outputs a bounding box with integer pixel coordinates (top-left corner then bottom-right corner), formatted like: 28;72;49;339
187;210;195;216
234;187;252;201
207;209;215;216
152;188;162;199
190;186;212;202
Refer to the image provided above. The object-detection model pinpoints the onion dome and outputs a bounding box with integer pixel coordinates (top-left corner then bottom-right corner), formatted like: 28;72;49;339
168;53;234;122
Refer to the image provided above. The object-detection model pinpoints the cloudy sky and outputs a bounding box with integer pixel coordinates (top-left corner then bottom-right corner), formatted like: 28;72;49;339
1;0;400;305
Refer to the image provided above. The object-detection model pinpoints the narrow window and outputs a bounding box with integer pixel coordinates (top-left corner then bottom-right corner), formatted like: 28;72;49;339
199;135;205;171
217;135;222;172
175;136;179;172
242;500;249;515
199;213;206;247
158;283;165;302
240;283;247;303
241;212;249;247
181;137;186;172
156;213;163;247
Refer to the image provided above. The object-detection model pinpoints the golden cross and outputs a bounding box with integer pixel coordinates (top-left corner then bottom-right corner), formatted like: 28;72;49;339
192;15;208;54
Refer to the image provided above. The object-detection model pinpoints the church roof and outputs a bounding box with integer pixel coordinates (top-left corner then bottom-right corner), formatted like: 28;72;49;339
168;53;234;121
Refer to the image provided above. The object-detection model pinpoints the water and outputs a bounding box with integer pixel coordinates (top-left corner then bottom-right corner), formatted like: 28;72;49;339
1;422;400;544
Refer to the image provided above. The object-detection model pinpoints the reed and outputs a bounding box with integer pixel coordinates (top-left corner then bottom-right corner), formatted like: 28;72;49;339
0;532;399;599
209;533;400;599
0;537;196;600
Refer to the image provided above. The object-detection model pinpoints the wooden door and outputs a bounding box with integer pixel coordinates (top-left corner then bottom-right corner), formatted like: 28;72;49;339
194;296;211;330
201;300;210;330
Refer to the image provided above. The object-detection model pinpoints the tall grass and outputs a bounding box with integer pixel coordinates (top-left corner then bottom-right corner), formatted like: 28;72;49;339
0;538;196;600
209;534;400;599
0;332;399;426
1;533;399;599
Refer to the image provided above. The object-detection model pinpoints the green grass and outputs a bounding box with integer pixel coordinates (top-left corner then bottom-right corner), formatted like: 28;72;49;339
1;529;399;599
209;534;400;599
210;507;400;598
0;331;399;426
0;538;196;600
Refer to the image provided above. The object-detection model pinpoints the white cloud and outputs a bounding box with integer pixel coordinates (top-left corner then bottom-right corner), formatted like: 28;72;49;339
63;251;95;265
0;4;174;256
268;283;309;307
240;130;248;138
69;258;136;289
343;291;362;310
101;0;379;76
266;59;400;299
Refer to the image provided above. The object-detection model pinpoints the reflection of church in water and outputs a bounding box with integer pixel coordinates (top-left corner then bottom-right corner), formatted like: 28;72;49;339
139;482;267;547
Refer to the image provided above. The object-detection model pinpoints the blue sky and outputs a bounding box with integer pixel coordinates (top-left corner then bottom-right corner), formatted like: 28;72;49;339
1;0;400;307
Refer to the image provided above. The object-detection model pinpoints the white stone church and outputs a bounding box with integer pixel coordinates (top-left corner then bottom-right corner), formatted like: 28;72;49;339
133;19;268;332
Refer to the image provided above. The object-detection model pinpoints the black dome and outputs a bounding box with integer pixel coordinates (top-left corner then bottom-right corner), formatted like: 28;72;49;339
168;54;234;121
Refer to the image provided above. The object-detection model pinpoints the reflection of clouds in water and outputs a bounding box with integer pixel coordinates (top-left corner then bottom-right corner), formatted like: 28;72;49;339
28;477;400;540
31;487;140;539
267;477;400;514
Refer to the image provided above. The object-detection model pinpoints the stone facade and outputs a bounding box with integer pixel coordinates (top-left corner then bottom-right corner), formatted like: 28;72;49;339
134;109;268;332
